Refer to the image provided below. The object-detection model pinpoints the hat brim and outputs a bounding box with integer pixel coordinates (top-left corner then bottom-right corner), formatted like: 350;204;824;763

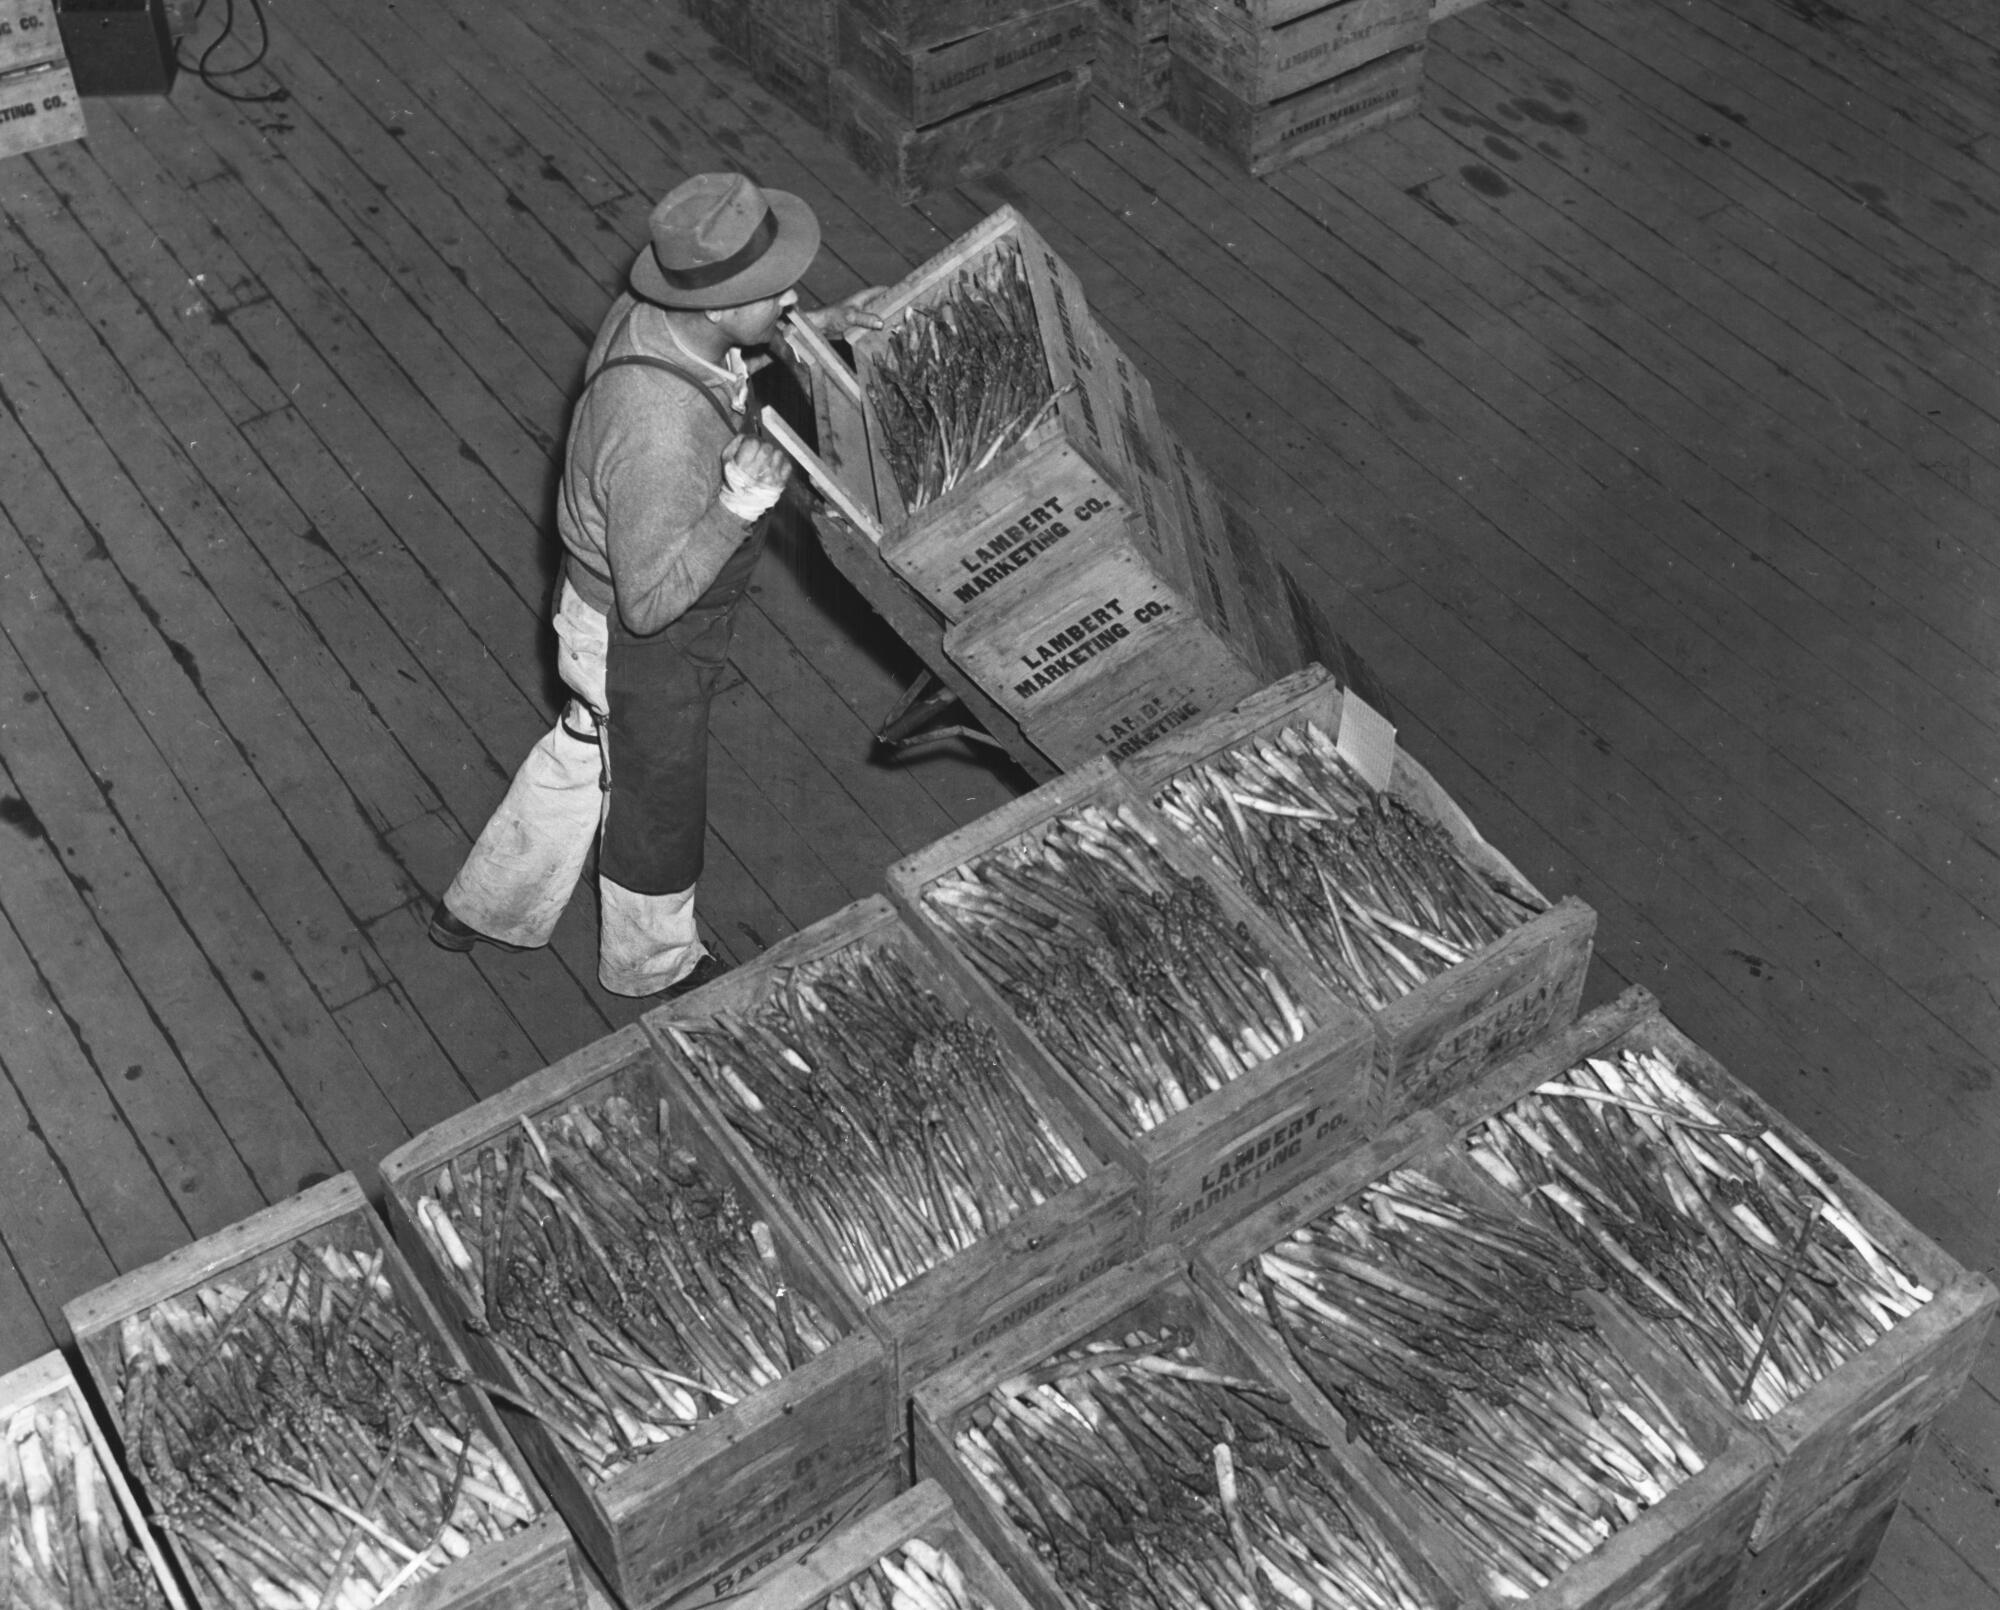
629;188;821;310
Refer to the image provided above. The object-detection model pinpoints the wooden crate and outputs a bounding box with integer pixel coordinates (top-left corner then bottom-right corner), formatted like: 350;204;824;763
887;759;1379;1245
61;1174;585;1610
839;0;1073;49
0;58;82;160
834;63;1091;203
1094;13;1172;112
0;0;61;73
376;1030;900;1610
1102;0;1170;37
1168;43;1424;175
1430;985;2000;1545
641;894;1145;1414
752;17;840;125
848;205;1133;616
910;1247;1481;1610
1121;665;1597;1119
837;0;1095;129
940;517;1264;760
728;1479;1039;1610
1193;1142;1777;1610
1730;1430;1921;1609
685;0;755;59
0;1350;192;1610
1171;0;1428;104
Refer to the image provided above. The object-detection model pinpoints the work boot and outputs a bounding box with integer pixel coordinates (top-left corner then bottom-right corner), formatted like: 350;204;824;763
427;902;531;955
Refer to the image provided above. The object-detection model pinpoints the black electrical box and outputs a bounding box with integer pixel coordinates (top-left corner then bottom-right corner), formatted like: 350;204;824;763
56;0;176;96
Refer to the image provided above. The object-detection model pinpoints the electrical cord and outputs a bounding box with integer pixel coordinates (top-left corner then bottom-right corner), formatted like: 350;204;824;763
174;0;288;103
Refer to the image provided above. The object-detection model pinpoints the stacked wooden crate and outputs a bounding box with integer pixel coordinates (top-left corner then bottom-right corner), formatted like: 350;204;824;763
1168;0;1429;174
816;205;1303;766
1095;0;1170;110
830;0;1096;201
0;0;84;161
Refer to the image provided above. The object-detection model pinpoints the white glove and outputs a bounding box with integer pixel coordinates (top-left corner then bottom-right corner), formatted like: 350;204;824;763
716;434;784;520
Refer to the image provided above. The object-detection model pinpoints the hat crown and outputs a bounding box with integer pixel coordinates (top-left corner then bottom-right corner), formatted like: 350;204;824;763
650;174;770;272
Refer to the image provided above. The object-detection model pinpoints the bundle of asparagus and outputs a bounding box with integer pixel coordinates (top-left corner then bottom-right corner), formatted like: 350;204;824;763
866;240;1059;511
954;1326;1438;1610
920;802;1316;1136
1466;1047;1933;1419
812;1538;995;1610
1232;1168;1706;1600
3;1387;169;1610
1152;722;1544;1015
412;1097;839;1484
111;1241;537;1610
656;941;1086;1304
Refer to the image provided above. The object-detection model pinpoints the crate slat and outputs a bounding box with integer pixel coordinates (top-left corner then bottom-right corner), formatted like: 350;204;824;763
1429;986;2000;1545
61;1174;584;1610
376;1038;899;1610
837;0;1076;50
642;894;1146;1414
888;760;1379;1245
1730;1431;1921;1610
832;65;1091;203
910;1248;1482;1610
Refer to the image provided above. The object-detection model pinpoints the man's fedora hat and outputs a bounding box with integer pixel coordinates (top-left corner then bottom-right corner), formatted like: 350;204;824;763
630;173;821;309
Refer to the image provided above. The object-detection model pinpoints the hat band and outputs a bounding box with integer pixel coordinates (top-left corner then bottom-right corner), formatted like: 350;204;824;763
655;208;781;293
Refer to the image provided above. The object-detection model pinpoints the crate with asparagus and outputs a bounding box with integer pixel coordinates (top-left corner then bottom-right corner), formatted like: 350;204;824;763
1431;985;1997;1545
847;206;1137;616
888;759;1378;1245
910;1244;1476;1610
1122;667;1595;1121
1728;1425;1920;1610
727;1479;1038;1610
748;0;839;126
835;0;1096;129
642;895;1144;1411
1;1350;190;1610
375;1028;899;1610
1194;1140;1775;1610
60;1174;582;1610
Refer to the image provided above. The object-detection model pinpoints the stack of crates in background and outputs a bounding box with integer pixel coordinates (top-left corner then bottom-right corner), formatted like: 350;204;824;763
685;0;839;127
750;0;839;127
1095;0;1170;111
0;0;84;161
1167;0;1428;175
831;0;1096;201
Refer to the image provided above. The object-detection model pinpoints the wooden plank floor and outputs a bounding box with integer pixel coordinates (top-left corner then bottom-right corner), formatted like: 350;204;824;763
1;0;1995;1600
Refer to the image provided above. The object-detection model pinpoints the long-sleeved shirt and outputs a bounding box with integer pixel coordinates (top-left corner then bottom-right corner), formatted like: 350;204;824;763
557;295;756;637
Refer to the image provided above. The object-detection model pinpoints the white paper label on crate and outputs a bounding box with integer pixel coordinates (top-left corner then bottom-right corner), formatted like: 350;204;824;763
1336;693;1396;791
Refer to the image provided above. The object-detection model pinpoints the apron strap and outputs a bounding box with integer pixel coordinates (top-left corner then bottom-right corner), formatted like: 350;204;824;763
562;347;745;589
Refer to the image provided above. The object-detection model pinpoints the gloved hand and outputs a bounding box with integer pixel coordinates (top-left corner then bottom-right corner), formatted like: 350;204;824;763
719;433;790;521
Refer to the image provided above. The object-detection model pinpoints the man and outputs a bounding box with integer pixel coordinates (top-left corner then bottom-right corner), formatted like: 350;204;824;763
428;172;881;997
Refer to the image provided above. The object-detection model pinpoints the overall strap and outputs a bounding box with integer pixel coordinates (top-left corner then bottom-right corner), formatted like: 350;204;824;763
565;344;746;591
584;352;742;431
